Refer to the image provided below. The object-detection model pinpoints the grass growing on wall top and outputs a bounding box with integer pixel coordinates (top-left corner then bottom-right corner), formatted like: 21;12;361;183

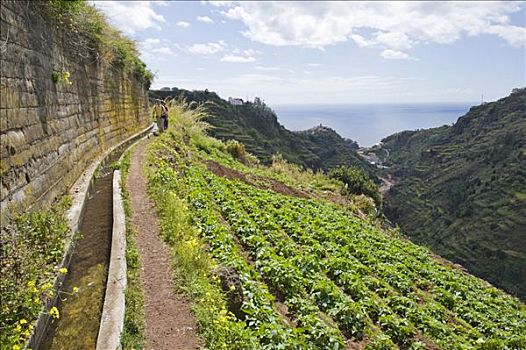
45;0;153;87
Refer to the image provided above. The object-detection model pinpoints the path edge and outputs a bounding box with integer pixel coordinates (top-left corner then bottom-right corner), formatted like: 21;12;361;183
96;133;152;350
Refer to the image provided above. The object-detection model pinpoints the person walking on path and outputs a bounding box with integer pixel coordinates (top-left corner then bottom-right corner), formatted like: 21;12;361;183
161;100;169;131
152;99;164;133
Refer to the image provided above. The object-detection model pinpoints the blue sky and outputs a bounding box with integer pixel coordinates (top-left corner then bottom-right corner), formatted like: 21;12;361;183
93;1;525;105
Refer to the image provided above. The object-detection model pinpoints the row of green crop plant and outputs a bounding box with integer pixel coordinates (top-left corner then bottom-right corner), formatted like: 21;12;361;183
192;169;415;349
161;147;518;346
221;179;480;349
265;194;526;341
163;159;349;349
209;172;525;350
149;138;354;349
208;172;444;349
148;155;258;350
150;100;524;349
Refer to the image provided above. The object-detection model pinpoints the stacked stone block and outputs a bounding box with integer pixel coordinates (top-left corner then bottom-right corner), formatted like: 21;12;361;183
0;1;150;220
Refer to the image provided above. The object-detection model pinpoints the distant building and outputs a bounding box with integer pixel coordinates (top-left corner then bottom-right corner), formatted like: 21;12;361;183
228;97;244;105
160;87;171;91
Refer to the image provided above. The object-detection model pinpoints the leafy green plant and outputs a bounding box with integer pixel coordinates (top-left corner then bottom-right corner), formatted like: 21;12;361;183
52;69;72;85
225;139;259;165
328;165;381;206
0;197;71;348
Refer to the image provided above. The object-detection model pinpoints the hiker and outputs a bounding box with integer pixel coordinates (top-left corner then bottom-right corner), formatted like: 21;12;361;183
161;100;169;130
152;99;164;133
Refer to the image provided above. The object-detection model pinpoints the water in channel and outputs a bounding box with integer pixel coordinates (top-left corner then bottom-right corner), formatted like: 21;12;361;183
39;157;118;350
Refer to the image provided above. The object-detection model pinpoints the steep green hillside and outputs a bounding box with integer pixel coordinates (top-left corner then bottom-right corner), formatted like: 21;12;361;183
144;100;525;350
149;88;375;177
373;88;526;300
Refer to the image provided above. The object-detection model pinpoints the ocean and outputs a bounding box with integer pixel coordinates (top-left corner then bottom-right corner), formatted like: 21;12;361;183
272;103;475;147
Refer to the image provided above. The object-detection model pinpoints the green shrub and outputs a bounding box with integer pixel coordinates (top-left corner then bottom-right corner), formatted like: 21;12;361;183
328;165;381;206
225;139;259;165
0;197;71;348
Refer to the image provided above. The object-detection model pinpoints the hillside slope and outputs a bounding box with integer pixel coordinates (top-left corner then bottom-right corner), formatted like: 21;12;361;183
144;100;525;350
149;88;375;176
373;88;526;300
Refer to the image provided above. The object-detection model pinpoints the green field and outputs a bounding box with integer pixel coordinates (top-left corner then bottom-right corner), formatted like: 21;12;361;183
146;101;525;350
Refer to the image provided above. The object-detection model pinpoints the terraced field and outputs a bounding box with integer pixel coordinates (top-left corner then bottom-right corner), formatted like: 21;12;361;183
146;102;525;350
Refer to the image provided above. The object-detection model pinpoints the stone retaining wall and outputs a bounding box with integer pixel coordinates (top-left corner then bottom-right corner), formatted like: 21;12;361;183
0;1;150;220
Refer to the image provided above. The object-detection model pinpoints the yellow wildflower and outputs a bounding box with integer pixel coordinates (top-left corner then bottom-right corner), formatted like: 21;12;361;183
19;319;27;325
49;306;60;319
73;287;79;294
12;345;21;350
58;267;68;274
27;281;38;293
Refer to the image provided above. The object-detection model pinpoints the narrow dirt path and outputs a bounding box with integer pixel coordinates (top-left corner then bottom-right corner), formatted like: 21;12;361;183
127;138;200;350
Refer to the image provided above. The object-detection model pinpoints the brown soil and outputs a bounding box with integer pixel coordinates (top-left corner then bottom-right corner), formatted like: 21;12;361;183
128;139;200;350
204;160;357;208
204;160;309;199
415;332;442;350
346;338;367;350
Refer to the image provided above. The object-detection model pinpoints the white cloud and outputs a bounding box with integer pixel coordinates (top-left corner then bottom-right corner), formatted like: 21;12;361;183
155;47;176;55
211;1;525;50
255;65;283;71
254;65;296;73
221;48;260;63
221;55;256;63
176;21;190;28
140;38;178;60
306;63;321;67
197;15;214;23
485;25;526;47
374;31;413;50
92;1;165;34
380;49;417;60
188;41;227;55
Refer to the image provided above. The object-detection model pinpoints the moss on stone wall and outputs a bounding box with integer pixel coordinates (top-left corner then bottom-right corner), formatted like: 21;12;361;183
0;0;151;218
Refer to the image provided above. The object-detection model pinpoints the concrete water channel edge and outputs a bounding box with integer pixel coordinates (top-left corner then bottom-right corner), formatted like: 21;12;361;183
96;133;153;350
28;124;154;350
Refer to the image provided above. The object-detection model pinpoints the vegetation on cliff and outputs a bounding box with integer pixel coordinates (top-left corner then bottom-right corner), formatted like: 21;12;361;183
145;100;525;349
46;0;153;86
374;88;526;301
